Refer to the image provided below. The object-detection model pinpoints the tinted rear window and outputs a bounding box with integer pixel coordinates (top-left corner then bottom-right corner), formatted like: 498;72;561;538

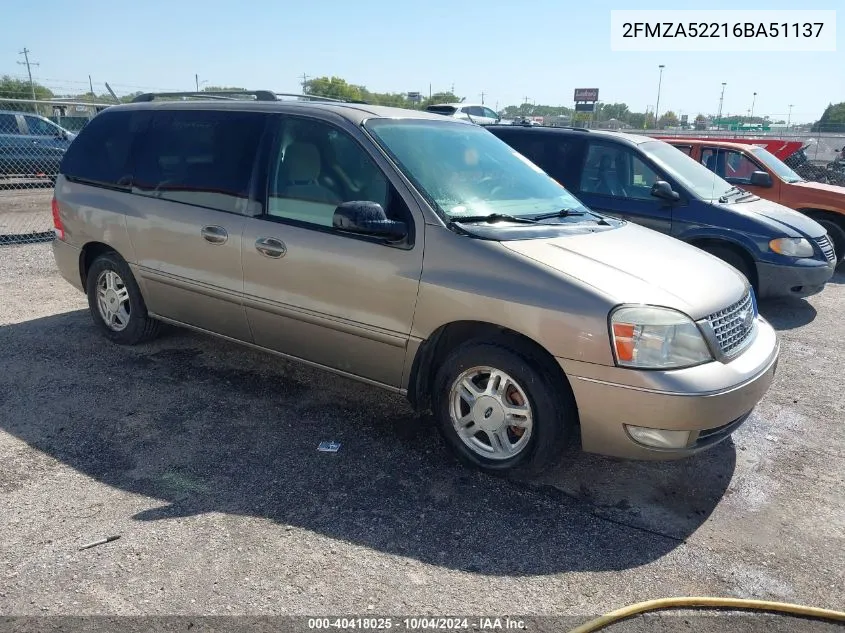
131;110;267;214
0;113;19;134
60;110;143;187
425;106;457;115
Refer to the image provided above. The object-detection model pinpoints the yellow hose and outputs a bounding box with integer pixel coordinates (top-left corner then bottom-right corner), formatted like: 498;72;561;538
567;596;845;633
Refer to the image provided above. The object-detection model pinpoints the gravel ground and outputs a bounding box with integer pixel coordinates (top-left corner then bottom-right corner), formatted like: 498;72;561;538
0;188;53;236
0;243;842;628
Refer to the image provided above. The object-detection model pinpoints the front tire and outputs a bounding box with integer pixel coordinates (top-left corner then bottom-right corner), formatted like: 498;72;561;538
432;341;575;476
85;252;160;345
701;244;756;291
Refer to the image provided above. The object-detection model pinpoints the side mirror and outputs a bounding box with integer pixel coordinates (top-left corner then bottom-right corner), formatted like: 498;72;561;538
333;201;407;240
749;170;773;187
650;180;681;202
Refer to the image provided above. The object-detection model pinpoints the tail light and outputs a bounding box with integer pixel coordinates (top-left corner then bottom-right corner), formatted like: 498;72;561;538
51;196;65;240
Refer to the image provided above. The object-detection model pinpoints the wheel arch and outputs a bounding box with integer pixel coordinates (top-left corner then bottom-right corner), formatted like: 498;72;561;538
686;236;759;289
406;320;575;421
79;241;122;288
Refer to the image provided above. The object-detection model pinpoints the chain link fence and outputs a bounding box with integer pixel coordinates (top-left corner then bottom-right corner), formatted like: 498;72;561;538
0;97;112;245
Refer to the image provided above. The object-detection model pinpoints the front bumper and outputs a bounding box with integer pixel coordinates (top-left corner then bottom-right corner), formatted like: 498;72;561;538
560;317;779;460
755;259;834;299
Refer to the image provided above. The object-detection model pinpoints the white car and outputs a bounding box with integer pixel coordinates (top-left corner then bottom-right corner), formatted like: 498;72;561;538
424;103;501;125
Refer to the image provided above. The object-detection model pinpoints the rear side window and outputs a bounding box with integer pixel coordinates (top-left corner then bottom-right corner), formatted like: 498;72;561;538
23;115;59;137
0;113;19;134
60;110;143;187
497;131;548;167
132;110;267;214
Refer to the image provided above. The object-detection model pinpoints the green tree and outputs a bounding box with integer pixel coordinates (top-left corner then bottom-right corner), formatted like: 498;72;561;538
0;75;54;111
812;102;845;133
658;110;679;128
597;102;630;122
305;76;365;101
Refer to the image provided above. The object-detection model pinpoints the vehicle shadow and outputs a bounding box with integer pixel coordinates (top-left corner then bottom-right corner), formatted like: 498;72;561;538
758;297;818;330
0;311;736;576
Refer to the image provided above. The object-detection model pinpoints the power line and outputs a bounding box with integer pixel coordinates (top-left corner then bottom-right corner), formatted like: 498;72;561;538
17;47;39;103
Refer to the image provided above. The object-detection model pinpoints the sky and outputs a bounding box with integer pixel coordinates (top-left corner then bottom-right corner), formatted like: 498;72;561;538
0;0;842;123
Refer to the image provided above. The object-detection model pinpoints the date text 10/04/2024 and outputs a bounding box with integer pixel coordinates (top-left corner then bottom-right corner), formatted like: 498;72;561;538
307;617;527;630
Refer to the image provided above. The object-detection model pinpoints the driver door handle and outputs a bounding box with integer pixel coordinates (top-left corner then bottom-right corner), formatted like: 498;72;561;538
255;237;287;258
201;225;228;244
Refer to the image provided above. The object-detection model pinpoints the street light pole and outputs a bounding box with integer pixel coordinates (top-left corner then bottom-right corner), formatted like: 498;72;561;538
749;92;757;123
787;104;794;131
654;64;665;129
717;82;727;130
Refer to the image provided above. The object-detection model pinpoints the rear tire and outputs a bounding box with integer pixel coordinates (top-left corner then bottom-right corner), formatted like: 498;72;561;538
431;341;575;476
85;252;160;345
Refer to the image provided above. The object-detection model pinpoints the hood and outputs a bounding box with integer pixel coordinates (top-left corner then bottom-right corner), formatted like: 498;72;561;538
793;179;845;196
730;196;827;238
500;223;748;319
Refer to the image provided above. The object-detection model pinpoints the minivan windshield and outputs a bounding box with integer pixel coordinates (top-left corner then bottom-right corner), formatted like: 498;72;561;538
640;140;734;201
364;118;593;222
749;146;804;183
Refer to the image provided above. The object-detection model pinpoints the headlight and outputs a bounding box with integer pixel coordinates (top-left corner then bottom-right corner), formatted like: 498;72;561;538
610;306;713;369
769;237;814;257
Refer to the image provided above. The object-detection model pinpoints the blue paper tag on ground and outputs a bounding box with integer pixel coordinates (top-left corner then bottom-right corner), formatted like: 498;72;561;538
317;441;341;452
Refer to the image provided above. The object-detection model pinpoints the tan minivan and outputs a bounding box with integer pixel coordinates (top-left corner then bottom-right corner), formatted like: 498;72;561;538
51;93;780;474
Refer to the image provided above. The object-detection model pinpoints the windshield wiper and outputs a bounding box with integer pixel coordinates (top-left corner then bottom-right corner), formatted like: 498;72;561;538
532;208;611;225
449;213;538;225
532;208;586;220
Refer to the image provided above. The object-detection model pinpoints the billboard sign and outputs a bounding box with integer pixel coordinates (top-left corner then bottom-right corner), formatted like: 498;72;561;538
574;102;596;112
574;88;599;102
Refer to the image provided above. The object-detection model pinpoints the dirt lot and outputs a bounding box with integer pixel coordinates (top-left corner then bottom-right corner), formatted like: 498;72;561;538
0;187;53;237
0;243;843;626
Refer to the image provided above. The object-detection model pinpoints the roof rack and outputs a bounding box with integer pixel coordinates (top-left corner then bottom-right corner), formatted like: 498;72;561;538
273;92;345;103
131;90;278;103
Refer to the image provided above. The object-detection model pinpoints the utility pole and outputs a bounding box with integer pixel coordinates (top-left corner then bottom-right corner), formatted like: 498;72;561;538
717;82;727;129
17;48;40;110
480;91;486;105
654;64;665;129
89;75;95;99
195;74;199;92
300;73;310;94
749;91;757;122
787;104;794;130
450;83;454;94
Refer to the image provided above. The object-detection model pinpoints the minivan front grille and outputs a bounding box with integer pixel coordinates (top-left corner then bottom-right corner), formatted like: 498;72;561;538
815;234;836;264
706;290;756;357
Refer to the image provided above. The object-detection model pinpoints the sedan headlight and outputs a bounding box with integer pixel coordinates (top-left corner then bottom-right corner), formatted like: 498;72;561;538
769;237;814;258
610;306;713;369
